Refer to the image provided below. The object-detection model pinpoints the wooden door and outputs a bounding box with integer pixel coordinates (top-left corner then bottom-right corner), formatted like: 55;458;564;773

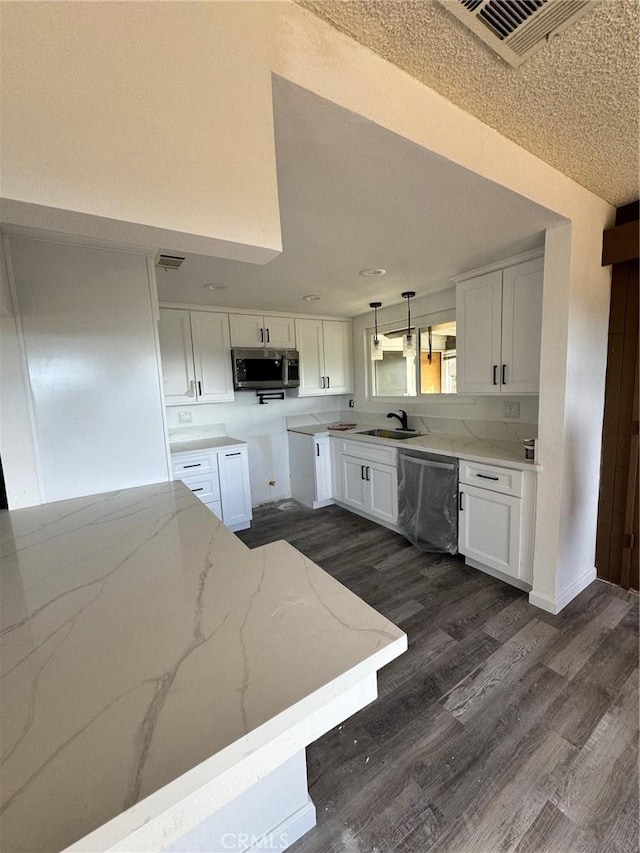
596;250;639;590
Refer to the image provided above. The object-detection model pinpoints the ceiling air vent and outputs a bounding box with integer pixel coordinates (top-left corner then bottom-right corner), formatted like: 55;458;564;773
156;254;185;270
438;0;598;67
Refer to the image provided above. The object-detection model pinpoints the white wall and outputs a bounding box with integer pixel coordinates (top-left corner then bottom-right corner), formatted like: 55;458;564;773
6;237;170;504
0;240;42;507
0;2;281;263
267;2;614;612
0;0;616;611
165;395;350;507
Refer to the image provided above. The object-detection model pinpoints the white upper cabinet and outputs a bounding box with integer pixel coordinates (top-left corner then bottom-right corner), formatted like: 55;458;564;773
296;318;353;396
190;311;235;403
158;308;197;403
500;258;544;394
159;308;234;405
229;313;296;349
456;254;543;395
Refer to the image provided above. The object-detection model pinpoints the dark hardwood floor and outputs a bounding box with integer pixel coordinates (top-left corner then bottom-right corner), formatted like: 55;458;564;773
237;501;639;853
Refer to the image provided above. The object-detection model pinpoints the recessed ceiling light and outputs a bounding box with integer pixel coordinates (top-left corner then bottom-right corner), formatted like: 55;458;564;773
359;268;386;277
204;283;226;291
302;294;322;302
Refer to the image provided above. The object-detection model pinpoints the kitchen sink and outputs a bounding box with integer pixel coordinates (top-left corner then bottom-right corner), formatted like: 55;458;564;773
357;428;421;440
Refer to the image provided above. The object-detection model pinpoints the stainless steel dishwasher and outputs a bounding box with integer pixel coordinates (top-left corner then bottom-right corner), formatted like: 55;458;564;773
397;449;459;553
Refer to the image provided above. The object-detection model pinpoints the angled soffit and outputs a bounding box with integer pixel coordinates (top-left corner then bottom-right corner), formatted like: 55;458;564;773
298;0;639;206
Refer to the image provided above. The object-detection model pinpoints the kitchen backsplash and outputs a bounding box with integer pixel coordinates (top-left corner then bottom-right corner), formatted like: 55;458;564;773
165;393;351;505
342;410;538;441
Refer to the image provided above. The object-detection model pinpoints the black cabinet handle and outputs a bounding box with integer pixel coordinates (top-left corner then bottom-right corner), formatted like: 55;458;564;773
477;473;499;481
316;443;320;457
366;466;370;481
326;376;330;388
502;364;507;385
183;463;201;469
191;487;204;493
361;465;365;480
321;376;325;389
225;452;242;457
459;491;464;511
266;328;270;343
493;365;498;386
260;327;264;343
197;380;202;396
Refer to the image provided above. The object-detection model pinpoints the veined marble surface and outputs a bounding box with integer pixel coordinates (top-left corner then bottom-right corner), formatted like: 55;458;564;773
169;435;247;454
0;482;405;852
294;423;539;470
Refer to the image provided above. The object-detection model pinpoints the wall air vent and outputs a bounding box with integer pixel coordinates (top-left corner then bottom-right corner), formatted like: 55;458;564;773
438;0;598;67
156;254;185;270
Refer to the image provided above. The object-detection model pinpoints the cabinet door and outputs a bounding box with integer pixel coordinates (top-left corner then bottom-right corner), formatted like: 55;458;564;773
323;321;353;394
456;271;503;394
367;461;398;525
218;447;253;529
191;312;234;403
296;319;325;396
158;308;196;403
229;313;265;347
341;455;367;512
314;436;332;503
264;316;296;349
501;257;544;394
458;484;522;579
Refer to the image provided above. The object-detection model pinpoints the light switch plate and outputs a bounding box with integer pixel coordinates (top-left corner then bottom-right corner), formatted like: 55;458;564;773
178;411;193;424
504;401;520;419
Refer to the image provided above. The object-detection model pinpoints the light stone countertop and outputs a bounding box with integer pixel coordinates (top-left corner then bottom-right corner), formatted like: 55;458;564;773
289;423;540;471
0;482;406;852
169;435;247;454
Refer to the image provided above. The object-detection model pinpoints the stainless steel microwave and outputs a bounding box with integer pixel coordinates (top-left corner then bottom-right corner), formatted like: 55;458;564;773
231;348;300;390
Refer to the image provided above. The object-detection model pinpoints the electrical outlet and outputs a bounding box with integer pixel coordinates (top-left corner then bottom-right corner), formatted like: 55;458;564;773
178;410;192;424
348;399;355;408
504;401;520;419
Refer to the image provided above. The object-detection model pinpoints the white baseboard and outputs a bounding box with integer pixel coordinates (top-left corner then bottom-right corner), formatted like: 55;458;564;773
247;799;317;852
529;566;597;614
464;558;531;592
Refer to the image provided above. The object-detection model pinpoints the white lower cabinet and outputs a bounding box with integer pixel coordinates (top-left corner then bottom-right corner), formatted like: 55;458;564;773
339;444;398;527
218;447;253;529
172;444;252;531
288;432;333;509
458;459;535;588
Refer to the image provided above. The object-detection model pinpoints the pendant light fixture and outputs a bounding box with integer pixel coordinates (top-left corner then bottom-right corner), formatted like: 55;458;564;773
402;291;416;358
370;301;383;361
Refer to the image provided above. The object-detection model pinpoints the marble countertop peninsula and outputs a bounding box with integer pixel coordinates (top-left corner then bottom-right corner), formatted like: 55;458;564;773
0;482;405;851
290;424;539;470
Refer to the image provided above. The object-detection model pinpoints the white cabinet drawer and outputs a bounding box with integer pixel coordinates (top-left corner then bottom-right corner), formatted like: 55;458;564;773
459;460;523;497
172;453;217;477
177;472;221;503
340;439;397;466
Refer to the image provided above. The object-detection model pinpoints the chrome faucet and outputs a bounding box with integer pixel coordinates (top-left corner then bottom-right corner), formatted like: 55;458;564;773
387;409;410;431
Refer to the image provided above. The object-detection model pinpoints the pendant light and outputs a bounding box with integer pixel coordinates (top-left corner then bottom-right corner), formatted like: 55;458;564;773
402;291;416;358
370;301;383;361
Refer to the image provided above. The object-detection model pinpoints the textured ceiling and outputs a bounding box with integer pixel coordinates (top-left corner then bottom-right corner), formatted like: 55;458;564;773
298;0;639;206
